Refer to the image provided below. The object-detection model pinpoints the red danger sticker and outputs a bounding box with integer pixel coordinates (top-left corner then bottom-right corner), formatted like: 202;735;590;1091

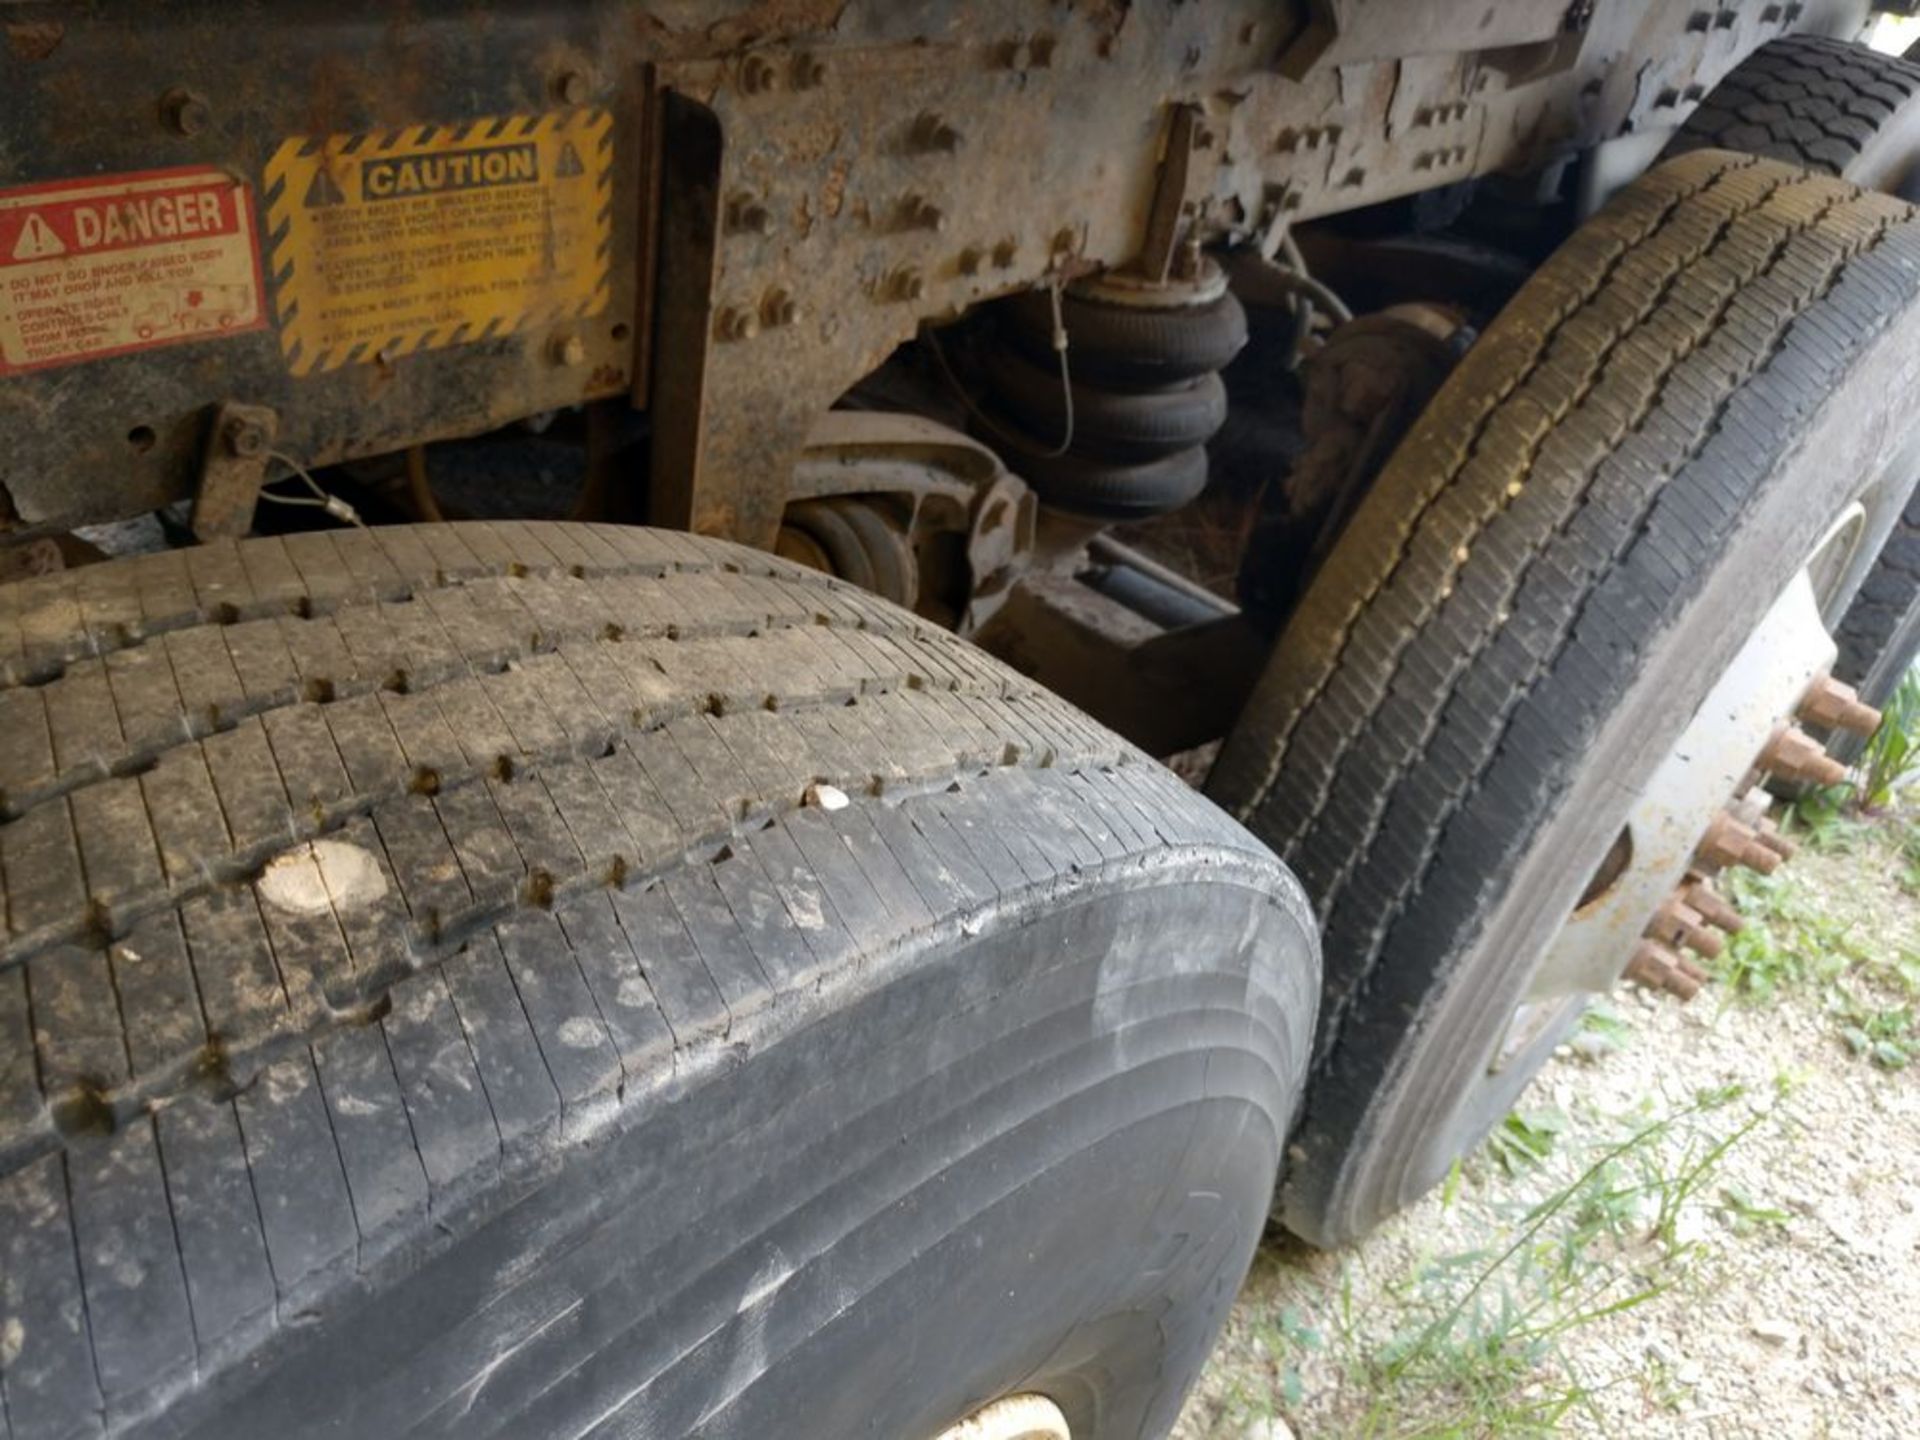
0;165;265;376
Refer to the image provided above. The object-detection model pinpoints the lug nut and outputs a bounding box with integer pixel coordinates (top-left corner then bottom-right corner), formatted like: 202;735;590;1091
1694;812;1781;875
1645;897;1724;959
1754;817;1797;863
1758;724;1847;787
1682;877;1745;934
1625;939;1703;1002
1799;673;1881;738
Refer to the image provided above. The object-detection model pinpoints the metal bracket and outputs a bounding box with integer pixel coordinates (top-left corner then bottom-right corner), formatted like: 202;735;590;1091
191;402;279;541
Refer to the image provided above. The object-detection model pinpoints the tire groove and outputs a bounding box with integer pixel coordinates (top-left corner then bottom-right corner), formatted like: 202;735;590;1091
0;609;939;829
1305;178;1866;932
1217;152;1764;817
0;751;1141;1186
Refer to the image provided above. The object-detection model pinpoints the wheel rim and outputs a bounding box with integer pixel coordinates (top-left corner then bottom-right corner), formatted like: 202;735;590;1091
932;1394;1071;1440
1489;502;1882;1074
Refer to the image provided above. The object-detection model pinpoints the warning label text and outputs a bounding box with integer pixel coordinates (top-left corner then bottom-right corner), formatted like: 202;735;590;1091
266;112;611;374
0;168;264;375
362;143;538;201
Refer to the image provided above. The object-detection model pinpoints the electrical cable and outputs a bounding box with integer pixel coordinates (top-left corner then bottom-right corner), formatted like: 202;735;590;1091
923;277;1077;459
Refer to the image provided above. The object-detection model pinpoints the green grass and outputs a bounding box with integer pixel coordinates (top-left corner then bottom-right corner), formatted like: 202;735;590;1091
1858;666;1920;813
1200;1088;1775;1440
1715;867;1917;1069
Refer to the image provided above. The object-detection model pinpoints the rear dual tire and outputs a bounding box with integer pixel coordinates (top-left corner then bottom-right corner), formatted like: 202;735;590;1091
1212;152;1920;1245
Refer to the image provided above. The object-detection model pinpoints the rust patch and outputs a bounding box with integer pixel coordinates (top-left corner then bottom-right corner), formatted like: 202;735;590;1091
6;21;64;62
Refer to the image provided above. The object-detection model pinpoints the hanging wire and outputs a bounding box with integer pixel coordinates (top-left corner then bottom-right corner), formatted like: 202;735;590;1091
256;450;367;528
922;276;1076;459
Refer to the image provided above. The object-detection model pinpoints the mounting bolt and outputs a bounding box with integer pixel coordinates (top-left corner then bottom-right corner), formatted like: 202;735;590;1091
991;238;1019;269
553;69;591;105
958;246;985;276
1172;234;1204;279
740;54;779;94
726;192;774;235
791;53;826;89
222;414;269;459
910;111;962;153
160;88;211;137
716;306;760;342
549;332;587;367
760;288;800;328
885;267;926;303
899;194;948;232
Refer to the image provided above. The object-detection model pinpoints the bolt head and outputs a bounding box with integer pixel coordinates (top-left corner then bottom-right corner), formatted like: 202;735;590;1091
741;55;778;93
161;88;210;137
727;194;774;235
992;239;1019;269
554;70;590;106
551;333;587;367
792;54;825;89
911;112;961;153
223;417;267;458
718;307;760;341
761;291;800;328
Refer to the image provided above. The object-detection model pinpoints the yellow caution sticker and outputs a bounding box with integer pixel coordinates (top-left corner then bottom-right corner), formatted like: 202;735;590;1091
264;111;612;374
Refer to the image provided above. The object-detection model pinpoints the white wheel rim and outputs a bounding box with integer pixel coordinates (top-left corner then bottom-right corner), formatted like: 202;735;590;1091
932;1394;1071;1440
1494;502;1865;1066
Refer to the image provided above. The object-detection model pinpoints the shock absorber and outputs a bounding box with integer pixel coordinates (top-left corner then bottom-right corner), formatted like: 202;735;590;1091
974;258;1247;522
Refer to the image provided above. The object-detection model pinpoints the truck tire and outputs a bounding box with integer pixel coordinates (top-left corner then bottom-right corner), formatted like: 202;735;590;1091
1671;35;1920;762
1830;489;1920;762
1207;152;1920;1246
1666;34;1920;198
0;522;1319;1439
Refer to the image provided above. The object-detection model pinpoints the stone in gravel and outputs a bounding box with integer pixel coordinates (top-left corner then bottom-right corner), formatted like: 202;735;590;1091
1751;1318;1799;1347
1241;1420;1297;1440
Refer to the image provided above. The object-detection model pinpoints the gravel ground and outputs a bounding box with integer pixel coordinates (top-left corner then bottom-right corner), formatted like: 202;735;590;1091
1178;813;1920;1440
